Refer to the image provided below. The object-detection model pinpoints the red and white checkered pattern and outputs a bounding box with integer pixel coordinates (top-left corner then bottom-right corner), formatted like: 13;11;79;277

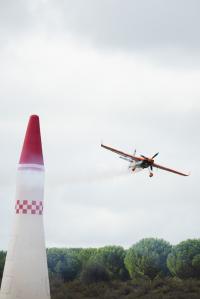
15;200;43;215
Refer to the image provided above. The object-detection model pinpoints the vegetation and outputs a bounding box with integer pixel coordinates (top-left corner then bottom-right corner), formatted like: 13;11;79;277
1;238;200;298
89;246;129;280
80;262;110;284
49;277;200;299
167;239;200;279
125;238;172;279
47;248;82;281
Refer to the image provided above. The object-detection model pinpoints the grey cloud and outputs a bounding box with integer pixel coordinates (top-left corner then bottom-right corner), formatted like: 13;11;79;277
1;0;200;51
50;0;200;50
1;0;200;68
0;0;33;42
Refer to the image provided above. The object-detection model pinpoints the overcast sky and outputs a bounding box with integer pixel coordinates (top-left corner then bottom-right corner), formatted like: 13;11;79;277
0;0;199;250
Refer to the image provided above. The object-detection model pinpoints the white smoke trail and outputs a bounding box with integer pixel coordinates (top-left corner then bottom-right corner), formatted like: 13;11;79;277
62;168;141;184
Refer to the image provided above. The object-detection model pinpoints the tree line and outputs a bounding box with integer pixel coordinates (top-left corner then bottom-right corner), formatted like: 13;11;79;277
1;238;200;285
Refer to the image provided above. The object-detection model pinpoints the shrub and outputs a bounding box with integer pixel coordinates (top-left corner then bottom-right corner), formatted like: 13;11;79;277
76;248;97;267
80;262;110;284
47;248;81;281
55;255;81;281
90;246;129;280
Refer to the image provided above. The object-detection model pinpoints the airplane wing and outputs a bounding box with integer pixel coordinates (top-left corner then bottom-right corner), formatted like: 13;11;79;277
153;162;190;176
101;144;143;162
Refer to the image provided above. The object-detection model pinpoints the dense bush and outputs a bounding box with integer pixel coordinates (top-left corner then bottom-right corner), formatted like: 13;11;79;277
90;246;129;280
76;248;97;267
167;239;200;279
47;248;81;281
47;246;129;282
125;238;172;279
80;262;110;284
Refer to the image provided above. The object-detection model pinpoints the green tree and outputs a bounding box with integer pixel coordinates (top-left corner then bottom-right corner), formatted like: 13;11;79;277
91;246;129;280
47;248;81;281
125;238;172;279
55;255;81;281
167;239;200;278
80;262;110;284
76;248;97;268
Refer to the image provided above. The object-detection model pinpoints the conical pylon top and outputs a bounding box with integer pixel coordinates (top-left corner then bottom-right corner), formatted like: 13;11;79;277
19;115;44;165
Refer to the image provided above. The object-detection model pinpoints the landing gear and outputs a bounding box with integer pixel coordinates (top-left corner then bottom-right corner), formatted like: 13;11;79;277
148;165;154;177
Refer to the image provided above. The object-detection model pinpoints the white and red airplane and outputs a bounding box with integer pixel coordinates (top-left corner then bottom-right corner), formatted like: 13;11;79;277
101;144;190;178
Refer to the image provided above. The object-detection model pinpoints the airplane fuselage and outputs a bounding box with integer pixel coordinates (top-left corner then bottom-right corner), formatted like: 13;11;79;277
135;160;152;169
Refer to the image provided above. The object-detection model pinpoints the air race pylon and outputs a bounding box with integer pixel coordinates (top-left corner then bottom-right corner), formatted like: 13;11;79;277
0;115;50;299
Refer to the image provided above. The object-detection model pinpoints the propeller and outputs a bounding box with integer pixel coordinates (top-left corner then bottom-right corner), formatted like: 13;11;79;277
151;152;159;159
149;153;158;172
123;151;159;174
140;152;159;160
140;152;159;177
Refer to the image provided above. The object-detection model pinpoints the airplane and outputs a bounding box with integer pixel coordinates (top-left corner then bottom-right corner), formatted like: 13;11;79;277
101;144;190;178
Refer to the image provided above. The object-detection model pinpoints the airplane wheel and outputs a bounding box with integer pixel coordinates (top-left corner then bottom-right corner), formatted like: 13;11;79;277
149;173;153;177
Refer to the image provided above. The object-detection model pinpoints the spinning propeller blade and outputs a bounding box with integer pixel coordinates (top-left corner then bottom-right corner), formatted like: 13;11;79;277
140;152;159;175
152;152;159;159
